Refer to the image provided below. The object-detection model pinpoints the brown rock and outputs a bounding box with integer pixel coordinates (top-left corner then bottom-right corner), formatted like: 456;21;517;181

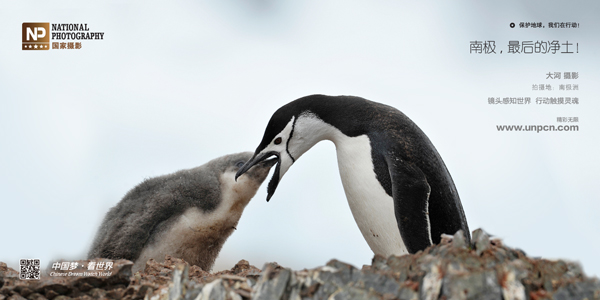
86;288;105;299
7;294;28;300
188;265;210;280
25;293;46;300
104;288;124;299
42;290;58;300
231;259;262;278
0;263;18;279
2;229;598;300
15;287;33;298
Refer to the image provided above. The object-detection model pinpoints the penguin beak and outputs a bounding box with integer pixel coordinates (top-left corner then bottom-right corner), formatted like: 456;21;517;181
235;151;282;202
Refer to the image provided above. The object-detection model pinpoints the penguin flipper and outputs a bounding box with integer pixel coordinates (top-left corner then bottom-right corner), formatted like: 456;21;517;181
388;158;433;253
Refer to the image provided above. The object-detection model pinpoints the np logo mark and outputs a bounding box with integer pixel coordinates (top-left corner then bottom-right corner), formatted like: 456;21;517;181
22;23;50;50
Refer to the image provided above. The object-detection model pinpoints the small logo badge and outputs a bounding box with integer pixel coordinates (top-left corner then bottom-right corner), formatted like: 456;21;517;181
22;23;50;50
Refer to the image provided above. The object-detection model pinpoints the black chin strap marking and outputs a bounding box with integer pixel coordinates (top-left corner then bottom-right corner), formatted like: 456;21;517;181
285;116;297;163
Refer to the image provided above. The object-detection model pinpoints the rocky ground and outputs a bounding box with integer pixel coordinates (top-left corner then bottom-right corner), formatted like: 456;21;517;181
1;229;599;300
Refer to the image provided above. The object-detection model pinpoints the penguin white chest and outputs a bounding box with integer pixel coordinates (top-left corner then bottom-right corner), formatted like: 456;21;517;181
333;134;408;257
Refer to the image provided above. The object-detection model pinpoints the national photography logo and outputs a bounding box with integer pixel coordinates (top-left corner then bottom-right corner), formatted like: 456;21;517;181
22;22;104;51
22;23;49;50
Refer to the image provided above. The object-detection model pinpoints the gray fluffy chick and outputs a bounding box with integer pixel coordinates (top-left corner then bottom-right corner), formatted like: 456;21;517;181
88;152;275;272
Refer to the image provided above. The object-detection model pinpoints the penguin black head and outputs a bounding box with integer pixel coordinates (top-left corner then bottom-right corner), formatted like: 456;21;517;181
235;95;338;201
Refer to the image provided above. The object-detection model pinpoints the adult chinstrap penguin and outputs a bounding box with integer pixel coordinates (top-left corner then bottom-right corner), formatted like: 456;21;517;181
88;152;276;272
236;95;470;257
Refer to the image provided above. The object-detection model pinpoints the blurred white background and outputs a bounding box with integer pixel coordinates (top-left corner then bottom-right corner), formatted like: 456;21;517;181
1;1;599;277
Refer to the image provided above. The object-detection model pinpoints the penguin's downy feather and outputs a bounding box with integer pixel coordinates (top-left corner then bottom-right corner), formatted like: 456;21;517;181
88;152;273;271
88;163;222;261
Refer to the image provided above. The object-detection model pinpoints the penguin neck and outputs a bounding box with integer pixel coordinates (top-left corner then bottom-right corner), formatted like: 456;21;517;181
289;113;337;158
292;111;363;156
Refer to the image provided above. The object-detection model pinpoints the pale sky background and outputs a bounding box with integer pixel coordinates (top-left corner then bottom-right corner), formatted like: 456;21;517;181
1;1;599;277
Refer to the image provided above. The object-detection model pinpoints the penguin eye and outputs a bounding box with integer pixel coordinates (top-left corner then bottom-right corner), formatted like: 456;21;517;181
235;161;245;168
274;137;282;145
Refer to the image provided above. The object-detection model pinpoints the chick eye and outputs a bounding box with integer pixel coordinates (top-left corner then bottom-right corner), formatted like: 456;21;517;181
235;161;245;168
274;137;282;145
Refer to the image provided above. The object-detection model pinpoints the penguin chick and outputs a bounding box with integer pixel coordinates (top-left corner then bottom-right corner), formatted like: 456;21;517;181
88;152;275;272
